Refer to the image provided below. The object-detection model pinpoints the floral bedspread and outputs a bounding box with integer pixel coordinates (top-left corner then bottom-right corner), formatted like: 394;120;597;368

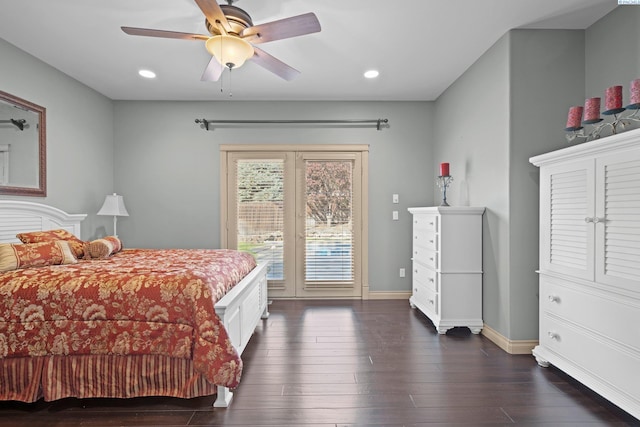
0;248;257;389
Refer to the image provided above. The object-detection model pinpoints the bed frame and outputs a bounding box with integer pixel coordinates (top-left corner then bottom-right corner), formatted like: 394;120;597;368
0;200;269;407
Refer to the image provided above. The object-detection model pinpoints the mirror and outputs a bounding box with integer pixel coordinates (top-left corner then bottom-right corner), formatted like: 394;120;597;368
0;90;46;196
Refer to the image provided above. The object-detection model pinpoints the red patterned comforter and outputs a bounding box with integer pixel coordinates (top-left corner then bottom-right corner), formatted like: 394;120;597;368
0;248;257;389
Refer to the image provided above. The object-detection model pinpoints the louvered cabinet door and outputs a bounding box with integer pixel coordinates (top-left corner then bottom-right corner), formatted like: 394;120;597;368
595;151;640;291
540;159;595;280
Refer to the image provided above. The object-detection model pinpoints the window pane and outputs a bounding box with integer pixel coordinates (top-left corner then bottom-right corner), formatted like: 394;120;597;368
305;160;354;283
236;159;284;280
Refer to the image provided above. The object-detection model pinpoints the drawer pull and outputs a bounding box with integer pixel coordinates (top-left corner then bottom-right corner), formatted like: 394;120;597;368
429;278;434;283
428;299;434;305
548;331;559;340
429;257;434;261
548;295;559;303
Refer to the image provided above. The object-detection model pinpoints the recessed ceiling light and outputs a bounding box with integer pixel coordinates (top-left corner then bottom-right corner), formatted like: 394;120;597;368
364;70;379;79
138;69;156;79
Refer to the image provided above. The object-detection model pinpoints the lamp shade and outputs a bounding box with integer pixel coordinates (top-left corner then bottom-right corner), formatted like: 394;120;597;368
205;35;254;69
97;193;129;217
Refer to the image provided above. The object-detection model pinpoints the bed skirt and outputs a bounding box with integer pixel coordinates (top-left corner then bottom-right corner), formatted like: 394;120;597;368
1;355;218;402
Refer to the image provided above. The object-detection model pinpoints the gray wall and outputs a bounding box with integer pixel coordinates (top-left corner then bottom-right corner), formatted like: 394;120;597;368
113;100;435;293
434;29;585;340
434;34;512;337
509;29;586;340
0;38;115;240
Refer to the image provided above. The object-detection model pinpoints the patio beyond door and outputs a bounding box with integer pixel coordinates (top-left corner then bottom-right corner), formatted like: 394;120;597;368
222;147;366;298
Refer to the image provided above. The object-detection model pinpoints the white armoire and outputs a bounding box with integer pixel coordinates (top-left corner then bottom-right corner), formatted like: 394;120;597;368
530;128;640;420
408;206;485;334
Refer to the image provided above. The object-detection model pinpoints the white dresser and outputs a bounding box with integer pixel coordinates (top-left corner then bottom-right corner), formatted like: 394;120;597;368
530;128;640;420
408;206;485;334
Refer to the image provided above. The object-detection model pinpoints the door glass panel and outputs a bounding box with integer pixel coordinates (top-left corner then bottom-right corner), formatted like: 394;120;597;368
236;159;284;281
304;160;354;285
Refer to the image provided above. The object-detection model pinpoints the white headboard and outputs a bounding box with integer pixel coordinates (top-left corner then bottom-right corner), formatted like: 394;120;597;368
0;200;86;243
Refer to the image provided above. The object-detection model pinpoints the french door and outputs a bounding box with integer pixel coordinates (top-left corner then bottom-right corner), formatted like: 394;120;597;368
221;145;368;298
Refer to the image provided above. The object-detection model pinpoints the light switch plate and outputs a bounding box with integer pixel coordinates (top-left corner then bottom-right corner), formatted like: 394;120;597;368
392;194;399;204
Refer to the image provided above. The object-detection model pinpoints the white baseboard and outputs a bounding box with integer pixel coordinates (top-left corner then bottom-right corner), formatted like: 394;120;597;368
481;324;538;355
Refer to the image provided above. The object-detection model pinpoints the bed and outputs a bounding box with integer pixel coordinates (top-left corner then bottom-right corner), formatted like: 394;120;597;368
0;200;269;407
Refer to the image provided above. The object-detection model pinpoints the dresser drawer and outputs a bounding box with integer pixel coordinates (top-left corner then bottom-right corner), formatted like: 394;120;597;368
413;247;438;270
411;279;429;308
423;285;439;316
413;229;438;251
540;314;640;403
412;261;438;292
540;277;640;350
413;214;439;234
413;281;438;318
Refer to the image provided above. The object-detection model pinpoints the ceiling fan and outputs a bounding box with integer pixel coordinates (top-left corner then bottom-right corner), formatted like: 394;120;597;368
121;0;321;82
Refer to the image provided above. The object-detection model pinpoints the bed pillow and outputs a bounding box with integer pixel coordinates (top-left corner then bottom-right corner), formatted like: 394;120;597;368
17;229;87;259
87;236;122;259
0;240;78;272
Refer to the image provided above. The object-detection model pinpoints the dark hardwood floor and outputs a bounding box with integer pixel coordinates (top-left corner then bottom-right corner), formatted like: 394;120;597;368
2;299;639;426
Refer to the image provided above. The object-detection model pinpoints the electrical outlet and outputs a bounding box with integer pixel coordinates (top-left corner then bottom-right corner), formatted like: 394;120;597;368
392;194;399;204
392;210;399;220
399;268;406;277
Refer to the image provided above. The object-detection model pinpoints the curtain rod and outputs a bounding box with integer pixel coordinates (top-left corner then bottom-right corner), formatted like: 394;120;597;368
0;119;26;131
195;118;389;131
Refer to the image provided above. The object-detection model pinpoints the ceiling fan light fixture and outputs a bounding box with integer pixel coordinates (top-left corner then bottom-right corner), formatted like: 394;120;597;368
206;35;254;69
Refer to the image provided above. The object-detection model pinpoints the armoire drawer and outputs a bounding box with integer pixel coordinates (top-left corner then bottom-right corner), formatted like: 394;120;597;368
412;262;438;293
540;277;640;351
540;314;640;403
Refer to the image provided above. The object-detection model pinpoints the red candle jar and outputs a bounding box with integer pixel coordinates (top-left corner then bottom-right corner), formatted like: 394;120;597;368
583;97;602;123
565;106;583;130
440;162;450;177
630;79;640;106
604;85;624;114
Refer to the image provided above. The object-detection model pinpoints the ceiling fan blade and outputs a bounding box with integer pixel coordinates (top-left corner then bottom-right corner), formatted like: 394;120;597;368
121;26;209;41
251;47;300;81
194;0;232;34
241;12;320;44
201;56;224;82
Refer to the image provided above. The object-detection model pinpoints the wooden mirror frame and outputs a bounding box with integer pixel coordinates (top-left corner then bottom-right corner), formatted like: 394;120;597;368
0;90;46;197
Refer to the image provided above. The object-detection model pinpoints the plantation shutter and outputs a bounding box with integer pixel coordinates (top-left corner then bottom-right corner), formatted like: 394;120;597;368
596;156;640;287
542;160;595;281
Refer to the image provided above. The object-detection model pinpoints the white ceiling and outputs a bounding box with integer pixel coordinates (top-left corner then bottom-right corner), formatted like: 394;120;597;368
0;0;617;101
